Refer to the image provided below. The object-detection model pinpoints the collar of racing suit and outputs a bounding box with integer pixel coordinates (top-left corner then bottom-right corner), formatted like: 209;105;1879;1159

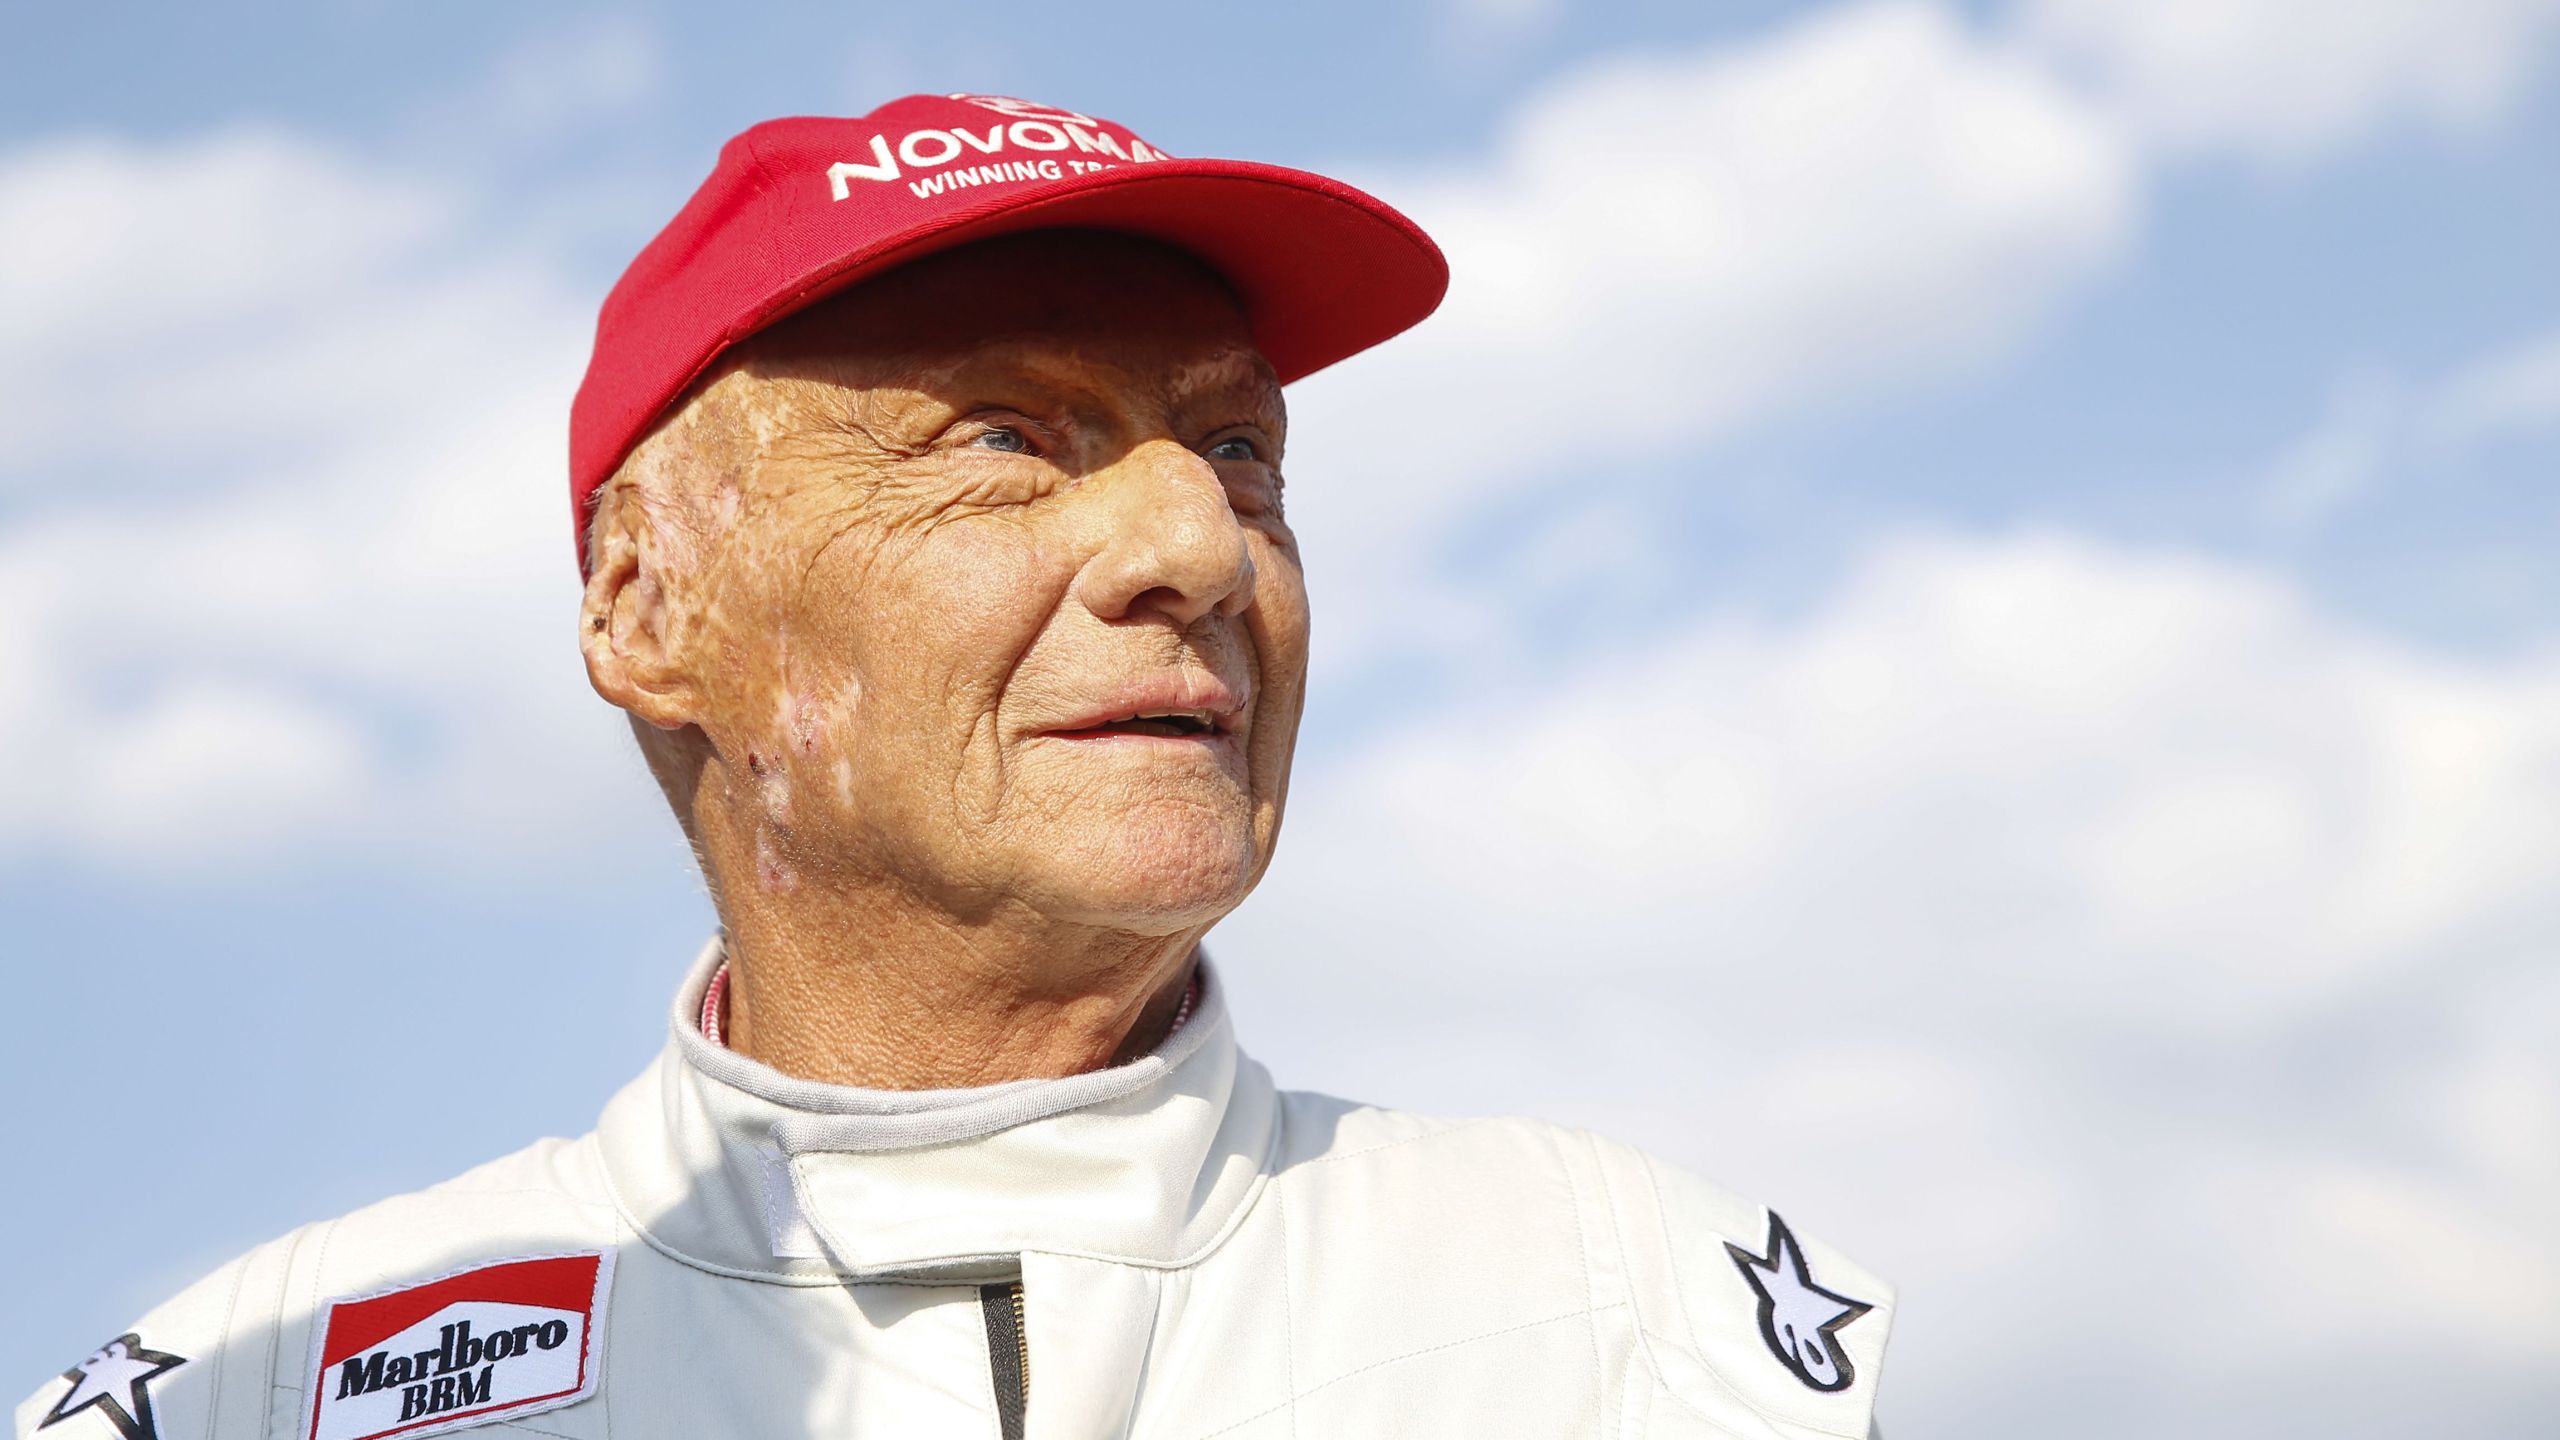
595;937;1277;1284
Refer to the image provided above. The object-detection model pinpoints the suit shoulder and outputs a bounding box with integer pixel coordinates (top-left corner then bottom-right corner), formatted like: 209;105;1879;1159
1265;1099;1896;1437
1268;1087;1491;1165
16;1230;296;1440
1581;1131;1897;1439
16;1133;616;1440
285;1133;621;1337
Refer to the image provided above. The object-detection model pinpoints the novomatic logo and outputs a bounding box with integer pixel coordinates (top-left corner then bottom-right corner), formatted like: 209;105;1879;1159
303;1252;614;1440
826;94;1172;201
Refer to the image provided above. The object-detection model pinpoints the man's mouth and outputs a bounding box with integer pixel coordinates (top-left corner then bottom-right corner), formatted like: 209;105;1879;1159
1042;676;1245;743
1052;708;1225;741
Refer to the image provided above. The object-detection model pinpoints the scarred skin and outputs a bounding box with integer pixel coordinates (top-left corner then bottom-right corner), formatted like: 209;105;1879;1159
578;232;1306;1089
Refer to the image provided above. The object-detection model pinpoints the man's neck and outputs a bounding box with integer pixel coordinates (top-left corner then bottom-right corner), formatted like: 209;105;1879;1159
711;884;1206;1090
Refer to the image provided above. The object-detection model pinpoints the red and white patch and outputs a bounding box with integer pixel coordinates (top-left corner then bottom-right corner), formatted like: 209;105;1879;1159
302;1252;613;1440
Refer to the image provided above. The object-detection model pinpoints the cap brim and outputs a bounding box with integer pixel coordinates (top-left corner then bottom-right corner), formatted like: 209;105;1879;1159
729;157;1449;388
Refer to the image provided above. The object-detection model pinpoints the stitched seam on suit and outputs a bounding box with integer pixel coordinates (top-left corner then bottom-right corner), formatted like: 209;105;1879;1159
487;1422;581;1439
198;1252;249;1440
1545;1126;1607;1440
603;1215;625;1437
259;1225;313;1439
282;1217;348;1432
1618;1326;1647;1440
1274;1182;1299;1440
1186;1304;1625;1439
1583;1133;1727;1433
1638;1154;1720;1399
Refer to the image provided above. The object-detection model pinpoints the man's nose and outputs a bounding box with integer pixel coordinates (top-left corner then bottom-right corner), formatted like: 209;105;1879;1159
1072;439;1256;628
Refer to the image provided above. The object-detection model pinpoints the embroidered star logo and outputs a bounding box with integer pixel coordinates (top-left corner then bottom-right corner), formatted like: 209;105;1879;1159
1725;1212;1873;1392
38;1333;186;1440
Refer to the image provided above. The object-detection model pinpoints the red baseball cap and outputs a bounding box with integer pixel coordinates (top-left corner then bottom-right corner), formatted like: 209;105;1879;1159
567;92;1449;570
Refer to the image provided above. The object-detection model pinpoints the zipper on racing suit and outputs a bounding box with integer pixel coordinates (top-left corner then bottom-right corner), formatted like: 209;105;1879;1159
979;1280;1029;1440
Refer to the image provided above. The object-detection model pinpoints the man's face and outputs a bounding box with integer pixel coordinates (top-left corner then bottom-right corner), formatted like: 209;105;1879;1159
609;234;1306;936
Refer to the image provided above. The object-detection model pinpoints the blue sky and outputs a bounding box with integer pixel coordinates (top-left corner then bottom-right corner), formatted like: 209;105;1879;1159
6;3;2558;1436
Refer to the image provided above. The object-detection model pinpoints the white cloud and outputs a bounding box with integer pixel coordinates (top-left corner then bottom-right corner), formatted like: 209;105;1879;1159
1307;0;2135;523
1272;0;2560;676
1290;0;2138;669
0;130;445;354
77;683;376;864
481;13;663;131
1217;529;2560;1420
2258;327;2560;529
2259;368;2399;530
403;11;666;156
1262;532;2560;1023
2019;0;2560;161
0;130;450;475
1308;0;2560;576
0;129;660;871
1431;0;1564;56
2431;327;2560;445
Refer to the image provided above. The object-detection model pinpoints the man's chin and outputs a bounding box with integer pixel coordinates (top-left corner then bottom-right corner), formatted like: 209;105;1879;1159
1009;817;1262;933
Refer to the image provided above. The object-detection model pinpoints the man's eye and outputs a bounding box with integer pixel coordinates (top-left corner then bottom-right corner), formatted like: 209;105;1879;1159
1205;436;1259;462
971;426;1032;454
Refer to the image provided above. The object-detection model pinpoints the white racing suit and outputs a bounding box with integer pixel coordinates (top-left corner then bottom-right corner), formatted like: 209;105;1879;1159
19;944;1894;1439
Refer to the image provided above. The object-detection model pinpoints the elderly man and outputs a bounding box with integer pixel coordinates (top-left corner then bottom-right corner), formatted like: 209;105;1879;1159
20;95;1891;1440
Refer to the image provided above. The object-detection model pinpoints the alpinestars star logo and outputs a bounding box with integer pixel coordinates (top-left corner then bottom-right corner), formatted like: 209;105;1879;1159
1725;1212;1873;1392
38;1332;187;1440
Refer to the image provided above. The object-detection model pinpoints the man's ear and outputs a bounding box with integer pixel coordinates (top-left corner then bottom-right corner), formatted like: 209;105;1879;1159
580;484;700;732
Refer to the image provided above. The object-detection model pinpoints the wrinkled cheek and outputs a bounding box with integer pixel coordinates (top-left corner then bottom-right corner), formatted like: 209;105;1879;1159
1247;559;1312;829
888;530;1065;745
816;522;1084;846
1252;541;1312;684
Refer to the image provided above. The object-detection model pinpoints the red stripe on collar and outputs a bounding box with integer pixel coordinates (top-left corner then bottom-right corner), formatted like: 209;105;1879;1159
699;962;1198;1049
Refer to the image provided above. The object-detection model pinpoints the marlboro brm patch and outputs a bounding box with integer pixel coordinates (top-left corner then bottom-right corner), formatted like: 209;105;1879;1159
303;1252;614;1440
